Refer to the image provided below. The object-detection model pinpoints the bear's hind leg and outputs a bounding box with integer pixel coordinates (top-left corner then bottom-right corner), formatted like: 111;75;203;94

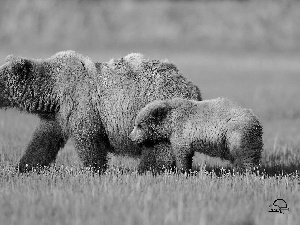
73;135;110;173
17;117;67;173
71;114;110;173
227;131;262;172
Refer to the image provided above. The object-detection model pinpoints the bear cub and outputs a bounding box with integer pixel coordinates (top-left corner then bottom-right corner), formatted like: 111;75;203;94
130;97;263;173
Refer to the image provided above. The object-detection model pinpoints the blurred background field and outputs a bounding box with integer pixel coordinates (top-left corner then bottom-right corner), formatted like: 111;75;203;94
1;0;300;53
0;0;300;225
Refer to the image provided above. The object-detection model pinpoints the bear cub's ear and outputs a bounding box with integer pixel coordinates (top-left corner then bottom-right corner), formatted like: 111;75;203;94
151;104;170;122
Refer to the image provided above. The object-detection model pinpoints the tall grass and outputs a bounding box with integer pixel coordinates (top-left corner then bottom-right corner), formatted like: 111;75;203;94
0;165;299;225
1;0;300;52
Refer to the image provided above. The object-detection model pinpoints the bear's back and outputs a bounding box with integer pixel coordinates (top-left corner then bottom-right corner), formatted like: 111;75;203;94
95;54;201;156
185;98;260;144
176;98;242;158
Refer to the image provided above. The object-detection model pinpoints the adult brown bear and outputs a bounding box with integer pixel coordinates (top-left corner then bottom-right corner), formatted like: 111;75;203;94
0;51;201;172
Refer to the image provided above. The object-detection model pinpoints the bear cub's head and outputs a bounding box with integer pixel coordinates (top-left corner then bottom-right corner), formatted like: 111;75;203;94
130;100;172;146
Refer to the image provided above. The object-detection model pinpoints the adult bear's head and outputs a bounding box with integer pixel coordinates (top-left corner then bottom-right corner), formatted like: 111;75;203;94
0;55;59;114
129;99;172;146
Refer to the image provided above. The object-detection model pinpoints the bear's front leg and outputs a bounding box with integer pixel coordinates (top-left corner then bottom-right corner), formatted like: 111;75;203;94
170;135;194;173
71;113;110;174
138;142;175;174
174;152;194;173
138;147;157;174
172;143;194;173
17;117;67;173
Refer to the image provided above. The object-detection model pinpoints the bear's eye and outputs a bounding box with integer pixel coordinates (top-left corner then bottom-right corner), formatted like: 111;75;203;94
137;124;142;129
149;117;158;125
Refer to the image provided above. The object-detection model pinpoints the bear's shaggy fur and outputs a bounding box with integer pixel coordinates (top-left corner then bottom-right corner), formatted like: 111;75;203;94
130;97;263;172
0;51;201;172
138;142;175;174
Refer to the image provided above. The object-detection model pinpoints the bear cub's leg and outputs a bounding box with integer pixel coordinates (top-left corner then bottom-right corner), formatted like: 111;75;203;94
138;142;176;174
171;140;194;173
174;152;194;173
226;129;262;172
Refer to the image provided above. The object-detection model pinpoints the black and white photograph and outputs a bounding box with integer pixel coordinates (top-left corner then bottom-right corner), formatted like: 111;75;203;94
0;0;299;224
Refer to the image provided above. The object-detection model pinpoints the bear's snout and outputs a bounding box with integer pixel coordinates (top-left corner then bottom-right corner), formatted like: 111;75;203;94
129;127;145;143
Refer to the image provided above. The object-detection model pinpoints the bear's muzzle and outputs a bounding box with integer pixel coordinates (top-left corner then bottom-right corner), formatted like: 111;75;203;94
129;127;145;144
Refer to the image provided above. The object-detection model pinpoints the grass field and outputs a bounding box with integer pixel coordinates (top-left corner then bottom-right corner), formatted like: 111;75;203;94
0;49;299;225
1;0;300;224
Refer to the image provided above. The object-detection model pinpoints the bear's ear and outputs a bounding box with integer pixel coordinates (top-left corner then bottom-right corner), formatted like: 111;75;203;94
10;58;33;81
151;104;169;122
5;54;17;62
